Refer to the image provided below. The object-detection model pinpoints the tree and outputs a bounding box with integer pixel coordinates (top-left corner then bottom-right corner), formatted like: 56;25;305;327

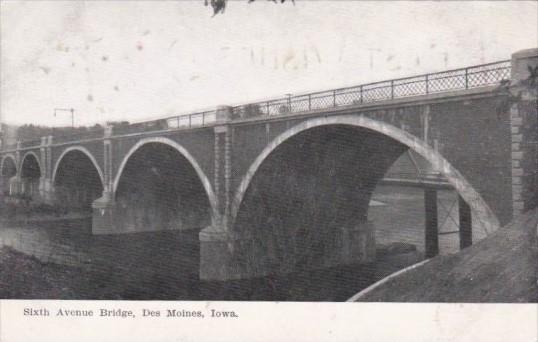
495;65;538;118
205;0;294;16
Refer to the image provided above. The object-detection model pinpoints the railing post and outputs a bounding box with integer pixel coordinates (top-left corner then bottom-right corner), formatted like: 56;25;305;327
465;68;469;89
360;85;363;104
333;90;337;107
266;102;270;116
308;94;312;111
177;116;180;128
425;74;429;94
189;115;192;128
390;80;394;99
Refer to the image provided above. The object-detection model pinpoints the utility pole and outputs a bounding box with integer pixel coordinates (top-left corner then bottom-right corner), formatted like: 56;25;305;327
54;108;75;128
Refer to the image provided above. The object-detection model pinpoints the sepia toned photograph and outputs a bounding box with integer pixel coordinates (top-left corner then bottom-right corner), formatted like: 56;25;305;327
0;0;536;308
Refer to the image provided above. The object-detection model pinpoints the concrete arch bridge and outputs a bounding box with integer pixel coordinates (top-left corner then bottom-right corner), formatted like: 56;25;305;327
1;48;536;280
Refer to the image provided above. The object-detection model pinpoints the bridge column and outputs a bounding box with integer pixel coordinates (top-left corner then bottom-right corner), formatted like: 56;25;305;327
92;125;116;234
340;221;376;264
200;106;244;280
510;48;538;216
9;141;23;196
38;135;54;204
424;188;439;258
458;195;472;249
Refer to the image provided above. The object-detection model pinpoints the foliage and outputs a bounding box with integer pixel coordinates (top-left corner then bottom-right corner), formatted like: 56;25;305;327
205;0;294;16
495;64;538;118
237;103;263;119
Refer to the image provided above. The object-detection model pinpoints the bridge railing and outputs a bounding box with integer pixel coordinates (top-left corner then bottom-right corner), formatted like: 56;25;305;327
164;110;217;130
2;60;512;149
232;60;511;119
111;110;217;136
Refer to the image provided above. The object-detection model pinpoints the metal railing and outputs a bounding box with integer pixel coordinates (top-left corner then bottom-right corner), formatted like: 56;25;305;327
111;110;217;136
232;60;511;119
2;60;511;149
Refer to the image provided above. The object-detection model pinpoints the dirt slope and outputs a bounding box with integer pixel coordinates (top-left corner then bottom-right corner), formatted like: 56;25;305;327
355;209;538;302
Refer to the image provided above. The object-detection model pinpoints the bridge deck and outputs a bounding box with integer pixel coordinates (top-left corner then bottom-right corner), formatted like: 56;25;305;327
1;59;511;151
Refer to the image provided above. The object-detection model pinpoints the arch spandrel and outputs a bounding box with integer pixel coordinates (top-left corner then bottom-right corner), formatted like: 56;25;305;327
231;115;500;235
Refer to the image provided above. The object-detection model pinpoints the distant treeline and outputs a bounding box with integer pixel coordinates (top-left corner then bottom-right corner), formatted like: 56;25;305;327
11;121;132;141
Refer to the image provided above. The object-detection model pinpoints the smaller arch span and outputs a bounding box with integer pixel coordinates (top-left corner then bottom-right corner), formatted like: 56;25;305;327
52;146;105;187
231;115;501;234
1;154;17;176
20;151;42;176
113;137;219;225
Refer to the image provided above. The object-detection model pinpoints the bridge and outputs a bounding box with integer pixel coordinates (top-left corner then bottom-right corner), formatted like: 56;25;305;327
1;48;536;281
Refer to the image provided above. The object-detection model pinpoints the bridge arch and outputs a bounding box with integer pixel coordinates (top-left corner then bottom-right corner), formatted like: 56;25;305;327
19;151;42;199
1;154;17;177
231;115;500;235
20;151;42;177
52;146;105;187
1;154;17;195
113;137;218;227
52;146;105;212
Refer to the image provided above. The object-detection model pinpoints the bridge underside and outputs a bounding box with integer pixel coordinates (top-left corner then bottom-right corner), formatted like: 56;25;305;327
202;125;410;280
1;157;16;196
20;154;41;201
54;150;103;214
94;142;212;234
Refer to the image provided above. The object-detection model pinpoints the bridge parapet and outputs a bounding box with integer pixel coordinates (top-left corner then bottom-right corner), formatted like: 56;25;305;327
232;60;511;120
0;59;512;151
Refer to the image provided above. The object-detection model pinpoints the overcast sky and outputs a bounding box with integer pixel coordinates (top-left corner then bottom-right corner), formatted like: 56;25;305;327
1;1;537;126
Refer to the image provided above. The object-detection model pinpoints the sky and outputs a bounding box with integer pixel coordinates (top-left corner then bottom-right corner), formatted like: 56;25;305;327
0;1;537;126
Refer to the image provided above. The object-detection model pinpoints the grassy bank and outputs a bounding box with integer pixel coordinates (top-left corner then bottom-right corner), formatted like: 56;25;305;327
355;209;538;302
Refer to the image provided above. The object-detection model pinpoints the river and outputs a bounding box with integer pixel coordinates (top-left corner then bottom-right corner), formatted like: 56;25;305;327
0;185;464;301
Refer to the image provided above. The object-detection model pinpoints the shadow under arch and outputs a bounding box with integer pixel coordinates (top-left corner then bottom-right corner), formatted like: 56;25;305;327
52;146;105;187
20;151;42;177
231;114;500;235
1;154;17;176
113;137;219;226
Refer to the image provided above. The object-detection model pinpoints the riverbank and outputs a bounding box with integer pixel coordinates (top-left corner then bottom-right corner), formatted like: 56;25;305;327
0;241;423;300
353;208;538;302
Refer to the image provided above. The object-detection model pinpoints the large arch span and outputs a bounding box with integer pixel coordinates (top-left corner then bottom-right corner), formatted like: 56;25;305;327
231;115;500;234
226;115;500;276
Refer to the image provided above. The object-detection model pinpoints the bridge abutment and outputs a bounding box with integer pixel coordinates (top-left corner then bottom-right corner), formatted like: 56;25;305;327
510;48;538;216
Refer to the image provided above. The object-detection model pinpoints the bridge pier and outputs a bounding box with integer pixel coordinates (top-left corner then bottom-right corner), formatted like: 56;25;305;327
199;221;376;281
199;226;244;280
424;188;439;258
91;191;116;234
38;177;54;204
458;195;472;249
